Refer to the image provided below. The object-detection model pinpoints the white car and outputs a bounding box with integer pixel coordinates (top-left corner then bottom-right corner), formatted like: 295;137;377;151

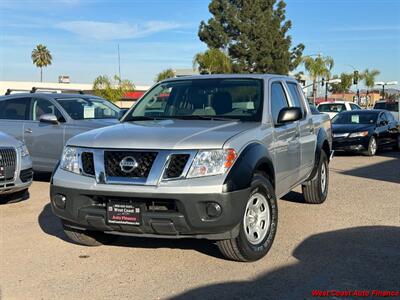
317;101;362;119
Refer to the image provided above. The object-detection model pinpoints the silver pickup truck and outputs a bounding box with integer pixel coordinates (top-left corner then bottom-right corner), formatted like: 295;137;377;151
51;74;332;262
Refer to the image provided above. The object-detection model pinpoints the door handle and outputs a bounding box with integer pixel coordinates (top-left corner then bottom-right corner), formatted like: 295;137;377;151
25;128;32;134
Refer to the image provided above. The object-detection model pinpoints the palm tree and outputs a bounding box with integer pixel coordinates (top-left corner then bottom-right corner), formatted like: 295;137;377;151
193;49;232;74
31;44;53;82
362;69;380;107
303;55;333;103
93;75;134;103
155;69;175;82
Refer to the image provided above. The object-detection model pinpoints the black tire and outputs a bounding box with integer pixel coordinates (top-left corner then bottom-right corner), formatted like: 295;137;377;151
0;188;29;204
393;135;400;151
62;221;119;246
364;136;378;156
217;173;278;262
302;151;329;204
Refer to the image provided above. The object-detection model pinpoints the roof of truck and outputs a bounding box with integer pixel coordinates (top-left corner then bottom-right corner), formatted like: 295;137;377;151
162;73;295;82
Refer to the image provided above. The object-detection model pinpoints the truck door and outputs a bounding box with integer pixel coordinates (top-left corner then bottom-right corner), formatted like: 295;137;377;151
285;81;316;180
270;81;301;196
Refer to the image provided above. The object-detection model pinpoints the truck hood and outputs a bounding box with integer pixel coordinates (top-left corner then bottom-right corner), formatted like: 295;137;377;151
70;118;120;129
68;119;257;149
0;131;22;147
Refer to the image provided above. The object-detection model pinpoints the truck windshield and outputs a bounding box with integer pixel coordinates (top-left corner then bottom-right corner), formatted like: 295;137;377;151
124;78;263;122
56;97;120;120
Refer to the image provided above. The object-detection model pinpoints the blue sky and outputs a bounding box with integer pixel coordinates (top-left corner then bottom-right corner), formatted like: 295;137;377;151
1;0;399;88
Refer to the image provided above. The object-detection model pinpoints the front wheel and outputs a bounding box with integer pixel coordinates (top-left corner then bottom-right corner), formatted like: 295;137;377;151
302;151;329;204
217;173;278;262
365;136;378;156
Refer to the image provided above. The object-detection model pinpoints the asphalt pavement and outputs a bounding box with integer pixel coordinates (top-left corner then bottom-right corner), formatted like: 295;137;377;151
0;151;399;300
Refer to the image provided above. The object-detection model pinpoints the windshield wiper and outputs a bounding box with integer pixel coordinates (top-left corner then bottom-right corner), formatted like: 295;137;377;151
169;115;240;121
126;116;169;121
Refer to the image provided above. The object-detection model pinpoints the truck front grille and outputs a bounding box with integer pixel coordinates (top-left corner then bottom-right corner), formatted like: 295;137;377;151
104;151;157;178
81;152;95;176
0;148;16;181
164;154;190;179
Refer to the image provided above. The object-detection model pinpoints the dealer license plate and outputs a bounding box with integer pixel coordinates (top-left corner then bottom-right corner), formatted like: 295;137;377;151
107;202;142;225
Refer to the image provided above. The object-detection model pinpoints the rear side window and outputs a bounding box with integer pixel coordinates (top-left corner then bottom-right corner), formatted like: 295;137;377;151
286;82;305;116
271;82;289;124
350;104;360;110
0;98;30;120
385;112;395;122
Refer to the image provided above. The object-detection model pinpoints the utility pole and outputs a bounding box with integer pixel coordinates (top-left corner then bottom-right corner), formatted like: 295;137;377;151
117;44;121;80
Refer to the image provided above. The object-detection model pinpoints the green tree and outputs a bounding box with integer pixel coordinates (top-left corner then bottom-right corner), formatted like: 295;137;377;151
303;55;333;103
155;68;176;82
362;69;380;106
193;48;232;74
330;73;353;98
198;0;304;74
92;75;135;103
31;44;53;82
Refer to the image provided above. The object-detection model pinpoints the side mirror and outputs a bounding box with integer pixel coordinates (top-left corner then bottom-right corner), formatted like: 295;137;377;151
277;107;302;124
39;114;59;125
118;108;129;120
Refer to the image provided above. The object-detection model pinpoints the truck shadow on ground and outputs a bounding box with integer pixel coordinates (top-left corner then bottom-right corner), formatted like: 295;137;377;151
38;203;223;258
171;226;400;300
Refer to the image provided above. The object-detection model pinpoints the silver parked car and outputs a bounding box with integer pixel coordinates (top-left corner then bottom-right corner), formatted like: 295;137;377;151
51;74;332;262
0;131;33;201
0;93;122;172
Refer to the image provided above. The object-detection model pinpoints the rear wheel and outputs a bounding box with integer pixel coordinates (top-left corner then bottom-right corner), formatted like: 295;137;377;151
302;151;329;204
62;221;118;246
217;173;278;262
365;136;377;156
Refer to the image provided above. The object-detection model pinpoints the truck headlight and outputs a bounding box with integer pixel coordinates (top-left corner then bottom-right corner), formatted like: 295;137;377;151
18;143;30;158
348;131;369;138
187;149;237;178
60;146;80;174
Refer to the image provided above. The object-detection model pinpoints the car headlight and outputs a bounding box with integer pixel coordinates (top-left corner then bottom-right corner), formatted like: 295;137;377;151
187;149;237;178
60;146;80;174
348;131;369;138
18;143;30;158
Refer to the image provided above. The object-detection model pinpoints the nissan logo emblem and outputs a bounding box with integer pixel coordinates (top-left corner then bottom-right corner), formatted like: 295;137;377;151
119;156;139;173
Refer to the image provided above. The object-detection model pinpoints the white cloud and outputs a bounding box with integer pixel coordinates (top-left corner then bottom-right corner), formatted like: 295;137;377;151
55;20;181;40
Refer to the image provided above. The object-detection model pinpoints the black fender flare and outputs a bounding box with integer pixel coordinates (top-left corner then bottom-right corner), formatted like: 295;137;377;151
223;143;275;193
307;128;331;181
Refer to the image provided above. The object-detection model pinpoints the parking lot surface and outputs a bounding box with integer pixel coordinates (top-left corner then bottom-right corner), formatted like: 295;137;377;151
1;152;399;300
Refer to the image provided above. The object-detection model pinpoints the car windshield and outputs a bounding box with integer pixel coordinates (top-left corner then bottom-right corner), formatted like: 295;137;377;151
332;112;378;124
124;78;263;122
374;101;399;112
56;97;120;120
318;103;346;113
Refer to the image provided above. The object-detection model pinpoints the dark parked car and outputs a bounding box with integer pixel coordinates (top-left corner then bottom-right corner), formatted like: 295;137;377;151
332;110;399;156
0;93;123;172
374;100;400;122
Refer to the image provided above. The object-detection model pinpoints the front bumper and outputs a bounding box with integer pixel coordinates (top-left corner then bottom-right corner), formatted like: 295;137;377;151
332;136;369;152
50;184;251;240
